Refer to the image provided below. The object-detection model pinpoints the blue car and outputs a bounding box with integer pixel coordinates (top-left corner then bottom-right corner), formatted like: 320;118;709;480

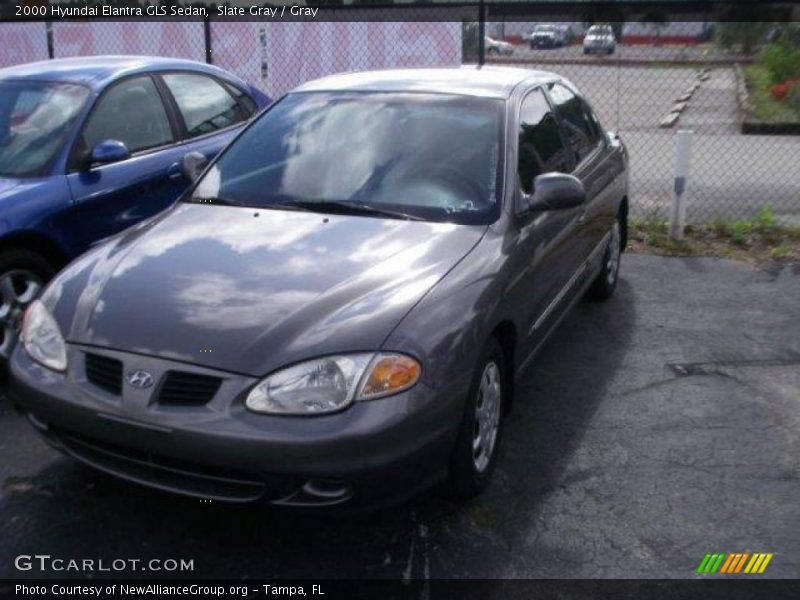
0;56;270;361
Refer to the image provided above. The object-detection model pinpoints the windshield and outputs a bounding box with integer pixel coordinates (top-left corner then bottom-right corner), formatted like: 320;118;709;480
588;26;613;37
188;91;504;225
0;80;90;177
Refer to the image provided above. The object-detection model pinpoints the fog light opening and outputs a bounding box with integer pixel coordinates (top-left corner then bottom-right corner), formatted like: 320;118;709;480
302;479;351;500
26;412;49;432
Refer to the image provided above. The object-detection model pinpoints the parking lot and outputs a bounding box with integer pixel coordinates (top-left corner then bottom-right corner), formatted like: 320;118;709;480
2;254;798;579
490;58;800;224
502;43;737;65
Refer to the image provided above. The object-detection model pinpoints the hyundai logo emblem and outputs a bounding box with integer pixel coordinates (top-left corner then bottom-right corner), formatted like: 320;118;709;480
126;370;154;389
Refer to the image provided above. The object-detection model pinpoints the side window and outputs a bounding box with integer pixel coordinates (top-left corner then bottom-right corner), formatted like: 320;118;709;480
517;88;570;195
81;76;174;156
548;83;601;163
162;73;249;138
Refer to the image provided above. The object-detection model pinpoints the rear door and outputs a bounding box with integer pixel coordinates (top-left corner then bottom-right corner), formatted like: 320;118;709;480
546;82;617;266
65;74;188;251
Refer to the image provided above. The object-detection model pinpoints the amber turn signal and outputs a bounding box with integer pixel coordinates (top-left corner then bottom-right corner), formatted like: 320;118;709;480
359;354;421;399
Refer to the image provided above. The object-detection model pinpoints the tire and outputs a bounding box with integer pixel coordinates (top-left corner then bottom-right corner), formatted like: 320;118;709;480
585;213;623;302
0;250;56;368
447;337;506;501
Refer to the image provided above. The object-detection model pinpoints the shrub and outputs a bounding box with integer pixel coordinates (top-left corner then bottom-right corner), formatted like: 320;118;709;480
762;38;800;84
769;83;790;101
789;84;800;110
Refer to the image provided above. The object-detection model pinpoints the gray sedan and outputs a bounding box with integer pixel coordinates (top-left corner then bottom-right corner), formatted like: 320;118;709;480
9;67;628;509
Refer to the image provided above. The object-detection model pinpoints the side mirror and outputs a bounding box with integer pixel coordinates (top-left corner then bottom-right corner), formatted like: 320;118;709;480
181;151;208;183
527;173;586;212
90;140;130;166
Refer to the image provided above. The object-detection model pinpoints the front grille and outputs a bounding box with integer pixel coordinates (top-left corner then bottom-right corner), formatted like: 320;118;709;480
85;353;123;395
157;371;222;406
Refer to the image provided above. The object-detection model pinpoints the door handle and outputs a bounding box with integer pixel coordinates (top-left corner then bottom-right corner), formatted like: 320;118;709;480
167;162;183;180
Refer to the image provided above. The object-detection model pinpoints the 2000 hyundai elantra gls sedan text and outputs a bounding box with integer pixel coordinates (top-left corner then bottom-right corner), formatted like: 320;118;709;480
9;67;628;508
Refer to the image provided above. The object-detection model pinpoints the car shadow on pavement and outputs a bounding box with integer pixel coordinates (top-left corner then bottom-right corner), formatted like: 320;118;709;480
0;278;636;580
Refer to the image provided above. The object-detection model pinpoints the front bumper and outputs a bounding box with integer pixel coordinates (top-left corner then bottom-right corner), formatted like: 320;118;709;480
584;42;614;53
9;344;464;509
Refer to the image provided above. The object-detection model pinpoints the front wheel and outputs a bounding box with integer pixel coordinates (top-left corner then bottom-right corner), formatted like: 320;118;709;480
447;338;506;501
585;214;622;302
0;250;55;366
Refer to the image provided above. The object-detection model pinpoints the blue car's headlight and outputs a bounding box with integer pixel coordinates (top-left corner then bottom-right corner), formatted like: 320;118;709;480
245;353;421;415
21;300;67;372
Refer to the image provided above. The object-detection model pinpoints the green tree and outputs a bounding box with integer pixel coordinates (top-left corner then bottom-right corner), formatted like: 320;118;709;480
641;9;670;47
716;22;769;55
715;5;774;55
580;4;628;40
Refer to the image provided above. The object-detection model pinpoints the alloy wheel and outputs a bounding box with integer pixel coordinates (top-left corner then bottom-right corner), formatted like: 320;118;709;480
607;220;621;286
472;361;502;473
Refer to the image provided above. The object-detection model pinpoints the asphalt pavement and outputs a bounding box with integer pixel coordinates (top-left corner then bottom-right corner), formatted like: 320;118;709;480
1;254;798;579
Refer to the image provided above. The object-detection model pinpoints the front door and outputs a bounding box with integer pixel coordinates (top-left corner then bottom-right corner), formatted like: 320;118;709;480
66;75;188;253
509;87;586;356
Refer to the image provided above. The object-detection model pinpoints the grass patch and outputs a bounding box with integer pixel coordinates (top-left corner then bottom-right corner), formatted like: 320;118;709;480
629;206;800;265
743;64;800;123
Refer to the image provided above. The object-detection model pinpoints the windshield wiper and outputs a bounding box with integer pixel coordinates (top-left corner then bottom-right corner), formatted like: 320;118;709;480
266;200;313;213
290;199;425;221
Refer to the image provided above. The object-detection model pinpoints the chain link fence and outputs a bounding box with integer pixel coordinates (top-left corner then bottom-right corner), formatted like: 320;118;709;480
1;5;798;225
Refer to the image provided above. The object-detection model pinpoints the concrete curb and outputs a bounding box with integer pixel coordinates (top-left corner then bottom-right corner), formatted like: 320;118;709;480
659;71;709;128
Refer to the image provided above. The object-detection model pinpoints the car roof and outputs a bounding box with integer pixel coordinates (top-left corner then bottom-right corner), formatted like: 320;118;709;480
0;55;236;90
293;66;560;99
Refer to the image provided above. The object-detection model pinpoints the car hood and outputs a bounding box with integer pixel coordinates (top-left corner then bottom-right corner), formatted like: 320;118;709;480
50;204;486;376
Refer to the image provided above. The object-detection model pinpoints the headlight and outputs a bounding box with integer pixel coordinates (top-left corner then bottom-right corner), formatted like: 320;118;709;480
21;300;67;372
245;353;421;415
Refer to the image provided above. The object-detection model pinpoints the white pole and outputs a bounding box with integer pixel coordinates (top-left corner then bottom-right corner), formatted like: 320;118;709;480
670;129;693;240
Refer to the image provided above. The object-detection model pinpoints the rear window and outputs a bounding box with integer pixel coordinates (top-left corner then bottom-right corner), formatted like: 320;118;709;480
0;80;90;177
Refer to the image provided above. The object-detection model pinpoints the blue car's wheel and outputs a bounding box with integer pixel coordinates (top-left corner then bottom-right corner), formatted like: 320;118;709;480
0;250;54;365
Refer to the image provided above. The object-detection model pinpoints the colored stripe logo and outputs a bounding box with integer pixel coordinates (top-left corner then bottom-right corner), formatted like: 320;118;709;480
696;552;773;574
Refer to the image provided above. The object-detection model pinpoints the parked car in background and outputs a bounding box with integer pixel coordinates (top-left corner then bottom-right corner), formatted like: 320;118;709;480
10;66;629;508
583;25;617;55
525;24;568;49
485;36;514;56
0;56;270;363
